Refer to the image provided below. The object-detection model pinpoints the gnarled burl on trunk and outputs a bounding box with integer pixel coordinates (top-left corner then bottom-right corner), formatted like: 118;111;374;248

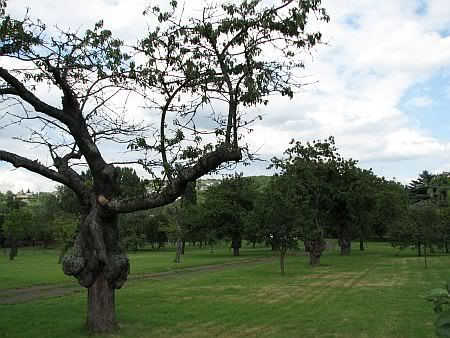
62;195;129;332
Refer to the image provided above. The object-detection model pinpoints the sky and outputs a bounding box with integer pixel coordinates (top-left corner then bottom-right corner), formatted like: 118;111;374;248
1;0;450;192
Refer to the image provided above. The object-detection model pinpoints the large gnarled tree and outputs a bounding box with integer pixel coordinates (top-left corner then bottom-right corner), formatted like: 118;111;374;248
0;0;328;332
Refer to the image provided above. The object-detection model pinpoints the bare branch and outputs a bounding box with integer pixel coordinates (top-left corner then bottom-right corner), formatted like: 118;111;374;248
107;145;242;213
0;67;70;123
0;149;89;204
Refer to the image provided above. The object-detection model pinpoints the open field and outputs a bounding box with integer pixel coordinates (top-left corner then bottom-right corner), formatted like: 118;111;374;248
0;244;275;289
0;242;447;337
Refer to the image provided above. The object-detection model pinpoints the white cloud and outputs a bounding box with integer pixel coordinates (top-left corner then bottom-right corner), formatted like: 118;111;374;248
243;0;450;181
2;0;450;191
0;165;57;192
382;128;449;159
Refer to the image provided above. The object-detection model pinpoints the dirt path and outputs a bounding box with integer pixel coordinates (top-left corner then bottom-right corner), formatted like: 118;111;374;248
0;256;279;305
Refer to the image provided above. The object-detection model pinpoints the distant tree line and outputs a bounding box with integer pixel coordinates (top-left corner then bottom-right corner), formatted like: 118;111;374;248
3;140;449;275
389;170;450;267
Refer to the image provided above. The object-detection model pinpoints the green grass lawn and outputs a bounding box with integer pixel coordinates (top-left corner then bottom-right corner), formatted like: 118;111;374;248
0;243;274;289
0;242;447;337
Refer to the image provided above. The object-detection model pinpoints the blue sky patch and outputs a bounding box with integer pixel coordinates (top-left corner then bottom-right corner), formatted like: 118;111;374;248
399;71;450;141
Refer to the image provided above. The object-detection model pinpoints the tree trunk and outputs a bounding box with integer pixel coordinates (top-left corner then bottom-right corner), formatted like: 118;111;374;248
445;241;449;254
210;242;214;253
87;273;117;333
309;236;326;267
181;241;186;255
280;247;286;276
252;239;256;249
340;245;351;255
231;232;241;256
173;208;182;263
9;235;17;260
62;201;129;334
417;242;422;256
309;252;320;267
174;236;182;263
359;238;364;251
339;237;351;255
338;229;351;256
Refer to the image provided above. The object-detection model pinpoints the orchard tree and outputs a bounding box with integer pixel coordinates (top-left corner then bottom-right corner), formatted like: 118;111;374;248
331;158;358;255
29;192;59;249
271;137;350;265
346;168;379;251
1;190;27;259
2;206;32;259
243;176;271;248
55;185;82;216
429;173;450;252
411;202;445;266
406;201;443;267
118;211;147;253
0;0;328;332
375;179;409;240
202;174;255;256
143;210;171;248
52;211;79;263
256;175;301;275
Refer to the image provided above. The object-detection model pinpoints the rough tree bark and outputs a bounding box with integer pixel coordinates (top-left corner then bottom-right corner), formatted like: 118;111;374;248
231;232;242;256
62;196;129;333
338;238;351;255
309;237;326;267
87;273;117;332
